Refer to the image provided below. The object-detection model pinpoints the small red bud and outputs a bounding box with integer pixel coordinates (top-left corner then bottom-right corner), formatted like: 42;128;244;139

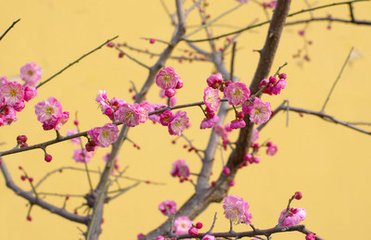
294;191;303;200
26;215;32;222
28;177;34;183
16;135;28;144
223;166;231;176
195;222;203;229
44;154;53;162
106;41;115;48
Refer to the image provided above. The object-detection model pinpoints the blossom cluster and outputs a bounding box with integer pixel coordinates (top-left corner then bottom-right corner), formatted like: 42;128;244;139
200;72;278;132
0;63;40;126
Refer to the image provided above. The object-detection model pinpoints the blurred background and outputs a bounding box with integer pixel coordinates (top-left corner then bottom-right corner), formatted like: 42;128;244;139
0;0;370;239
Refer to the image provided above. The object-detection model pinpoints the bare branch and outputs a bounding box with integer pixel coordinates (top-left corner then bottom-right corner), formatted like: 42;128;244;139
321;47;354;112
0;18;20;42
185;0;370;43
0;160;89;224
36;35;119;89
172;224;323;240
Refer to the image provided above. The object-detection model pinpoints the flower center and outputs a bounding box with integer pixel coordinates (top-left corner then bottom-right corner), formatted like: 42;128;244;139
163;74;172;82
27;70;34;76
45;106;54;115
9;88;18;97
101;130;110;139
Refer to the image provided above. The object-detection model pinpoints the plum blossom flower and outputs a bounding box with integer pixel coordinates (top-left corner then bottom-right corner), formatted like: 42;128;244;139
168;111;190;136
258;74;287;95
66;129;81;145
73;149;94;163
88;123;119;147
158;200;177;216
20;62;42;87
35;97;69;130
278;208;306;227
223;195;252;224
230;119;246;129
115;103;148;127
251;128;259;143
202;235;216;240
243;153;260;165
203;87;220;112
0;81;24;107
173;216;193;235
23;86;37;102
266;141;278;156
96;90;127;121
206;73;223;89
200;115;219;129
0;106;17;126
155;66;181;90
224;82;250;106
171;159;190;181
243;97;271;125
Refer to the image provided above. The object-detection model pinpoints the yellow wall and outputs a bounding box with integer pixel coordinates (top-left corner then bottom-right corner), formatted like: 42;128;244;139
0;1;370;239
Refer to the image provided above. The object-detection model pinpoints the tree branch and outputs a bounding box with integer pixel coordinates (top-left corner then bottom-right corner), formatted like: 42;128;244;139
0;160;89;224
0;18;20;42
36;35;119;89
185;0;370;43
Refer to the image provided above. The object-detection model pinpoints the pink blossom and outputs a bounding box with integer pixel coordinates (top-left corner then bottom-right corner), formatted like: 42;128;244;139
73;149;94;163
23;86;37;102
244;97;271;125
0;106;17;126
35;97;62;122
202;234;216;240
266;141;278;156
0;81;24;107
173;216;193;235
223;195;252;224
224;82;250;106
258;75;287;95
206;73;223;89
169;96;177;106
262;0;277;8
96;90;126;120
230;119;246;129
66;129;81;145
168;111;190;136
251;128;259;143
306;233;316;240
115;103;147;127
88;123;119;147
244;153;260;164
237;0;248;3
278;208;306;227
155;66;181;90
159;110;174;126
35;97;69;130
203;87;220;112
20;62;42;87
200;115;219;129
158;200;177;216
171;159;190;181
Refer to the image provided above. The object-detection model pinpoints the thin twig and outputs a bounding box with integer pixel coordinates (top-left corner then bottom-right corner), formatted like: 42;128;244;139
185;0;370;42
321;47;354;112
36;35;119;88
0;18;21;42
